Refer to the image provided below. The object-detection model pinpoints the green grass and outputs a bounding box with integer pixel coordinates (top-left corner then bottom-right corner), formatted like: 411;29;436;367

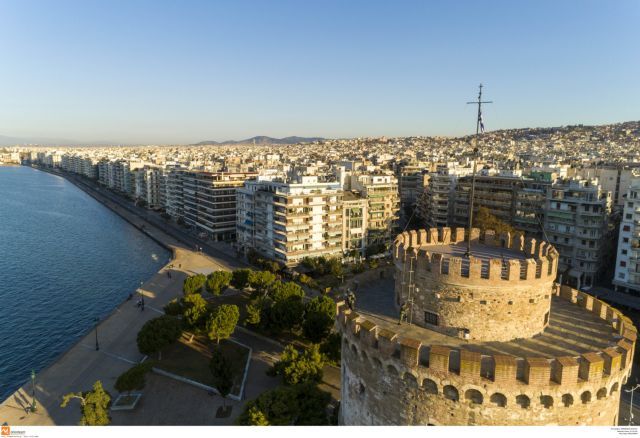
155;334;250;397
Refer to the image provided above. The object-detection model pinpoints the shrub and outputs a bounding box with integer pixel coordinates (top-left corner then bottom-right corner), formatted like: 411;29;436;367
320;333;341;366
115;363;152;394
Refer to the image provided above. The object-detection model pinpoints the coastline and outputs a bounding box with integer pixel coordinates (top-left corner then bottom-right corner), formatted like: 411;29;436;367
0;167;232;425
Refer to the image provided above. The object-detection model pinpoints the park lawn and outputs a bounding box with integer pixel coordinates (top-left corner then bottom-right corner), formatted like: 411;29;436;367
155;334;250;397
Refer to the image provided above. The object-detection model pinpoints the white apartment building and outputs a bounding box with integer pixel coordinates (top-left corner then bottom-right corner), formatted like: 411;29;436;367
349;173;399;245
613;178;640;295
237;176;343;265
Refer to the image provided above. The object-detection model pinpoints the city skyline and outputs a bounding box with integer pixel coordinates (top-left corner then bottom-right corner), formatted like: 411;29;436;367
0;0;639;144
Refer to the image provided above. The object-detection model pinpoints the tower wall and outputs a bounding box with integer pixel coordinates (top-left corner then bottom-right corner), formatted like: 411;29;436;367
393;227;559;342
338;287;636;426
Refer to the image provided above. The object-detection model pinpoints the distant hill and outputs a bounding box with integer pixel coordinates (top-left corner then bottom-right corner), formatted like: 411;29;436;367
194;136;324;146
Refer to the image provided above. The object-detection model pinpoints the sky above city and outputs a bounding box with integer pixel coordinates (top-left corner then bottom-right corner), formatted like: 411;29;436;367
0;0;638;145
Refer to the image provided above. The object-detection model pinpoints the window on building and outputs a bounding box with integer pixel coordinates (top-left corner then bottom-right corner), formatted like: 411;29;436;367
623;249;628;255
624;225;631;232
424;311;439;326
621;261;627;267
624;238;630;243
627;214;633;220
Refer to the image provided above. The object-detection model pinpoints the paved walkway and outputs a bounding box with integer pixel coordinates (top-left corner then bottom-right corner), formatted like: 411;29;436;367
0;172;257;425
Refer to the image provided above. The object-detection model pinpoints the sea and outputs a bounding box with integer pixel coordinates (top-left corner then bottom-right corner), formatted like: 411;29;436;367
0;166;170;401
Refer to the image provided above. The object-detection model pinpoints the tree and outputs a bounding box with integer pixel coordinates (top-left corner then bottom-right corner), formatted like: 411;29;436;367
320;333;341;366
61;380;111;426
236;383;331;425
231;269;251;289
326;258;343;278
182;293;208;329
183;274;206;295
244;406;270;425
303;296;335;343
210;348;234;410
206;304;240;344
163;298;182;316
473;206;518;235
271;344;324;385
137;315;182;359
115;363;152;394
206;271;232;296
267;281;305;332
248;271;276;297
245;301;262;326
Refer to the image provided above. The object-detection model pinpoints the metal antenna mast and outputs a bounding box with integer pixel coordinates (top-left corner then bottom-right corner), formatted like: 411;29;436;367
465;84;492;257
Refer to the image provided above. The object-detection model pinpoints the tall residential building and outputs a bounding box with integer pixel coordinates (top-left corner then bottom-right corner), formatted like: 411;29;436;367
543;178;612;289
397;165;428;223
416;163;472;228
134;166;167;209
341;192;369;256
237;176;343;265
613;178;640;295
349;174;399;245
179;170;257;241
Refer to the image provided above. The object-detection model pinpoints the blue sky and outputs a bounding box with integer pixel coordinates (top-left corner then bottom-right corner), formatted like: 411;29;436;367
0;0;638;144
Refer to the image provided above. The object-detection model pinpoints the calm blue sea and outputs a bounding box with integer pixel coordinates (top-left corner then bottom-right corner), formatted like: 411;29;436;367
0;166;170;401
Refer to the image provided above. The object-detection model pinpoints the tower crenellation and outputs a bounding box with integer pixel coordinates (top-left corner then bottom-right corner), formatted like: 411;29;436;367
338;227;636;426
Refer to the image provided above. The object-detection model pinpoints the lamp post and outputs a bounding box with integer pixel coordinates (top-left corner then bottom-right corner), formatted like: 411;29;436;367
94;317;100;351
139;280;145;311
30;370;36;412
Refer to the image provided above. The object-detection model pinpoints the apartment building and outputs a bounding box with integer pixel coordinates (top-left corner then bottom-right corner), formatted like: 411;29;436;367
543;178;612;289
613;178;640;295
397;165;428;223
341;192;368;256
416;163;472;228
237;176;343;265
349;174;399;245
179;170;257;241
134;166;167;209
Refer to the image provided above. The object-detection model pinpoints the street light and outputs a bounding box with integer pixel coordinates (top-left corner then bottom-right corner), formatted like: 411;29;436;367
30;370;36;412
624;384;640;425
139;281;145;311
94;317;100;351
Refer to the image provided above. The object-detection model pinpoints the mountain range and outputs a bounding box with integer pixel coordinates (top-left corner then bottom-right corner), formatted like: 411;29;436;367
193;136;324;146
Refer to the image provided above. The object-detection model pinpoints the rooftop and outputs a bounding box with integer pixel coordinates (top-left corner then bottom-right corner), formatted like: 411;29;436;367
356;277;616;359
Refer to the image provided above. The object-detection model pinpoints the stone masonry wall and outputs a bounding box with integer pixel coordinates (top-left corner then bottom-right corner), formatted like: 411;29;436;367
394;227;558;342
337;285;637;426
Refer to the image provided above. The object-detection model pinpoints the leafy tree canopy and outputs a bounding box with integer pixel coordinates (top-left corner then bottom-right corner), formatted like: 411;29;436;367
248;271;277;295
210;348;234;400
206;304;240;344
61;380;112;426
183;274;206;295
137;315;182;357
231;269;252;289
473;206;518;235
271;344;324;385
206;271;232;296
303;296;335;343
182;293;208;329
236;383;331;425
319;332;341;366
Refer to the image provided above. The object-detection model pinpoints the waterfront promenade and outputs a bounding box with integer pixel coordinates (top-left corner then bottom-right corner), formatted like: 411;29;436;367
0;173;259;425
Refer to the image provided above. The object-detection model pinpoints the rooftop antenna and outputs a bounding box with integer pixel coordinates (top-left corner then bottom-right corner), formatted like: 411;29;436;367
465;84;492;257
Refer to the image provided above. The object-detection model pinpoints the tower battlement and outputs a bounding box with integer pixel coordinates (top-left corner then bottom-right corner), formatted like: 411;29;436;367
393;227;559;285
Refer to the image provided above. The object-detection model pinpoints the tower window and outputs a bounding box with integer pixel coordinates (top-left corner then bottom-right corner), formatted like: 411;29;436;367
424;311;439;326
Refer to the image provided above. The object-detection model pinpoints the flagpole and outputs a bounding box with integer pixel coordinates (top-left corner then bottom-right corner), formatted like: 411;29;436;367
465;84;492;257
